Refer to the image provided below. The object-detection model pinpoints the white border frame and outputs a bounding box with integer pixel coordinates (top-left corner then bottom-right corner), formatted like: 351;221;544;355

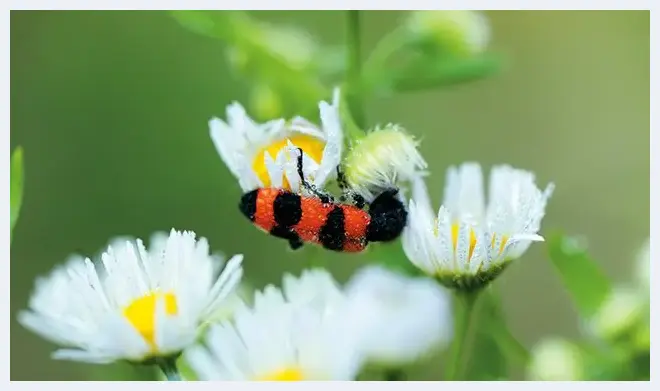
5;1;656;388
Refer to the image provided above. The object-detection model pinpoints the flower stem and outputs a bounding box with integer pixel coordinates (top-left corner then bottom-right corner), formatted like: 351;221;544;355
346;10;366;129
157;357;182;381
444;289;481;380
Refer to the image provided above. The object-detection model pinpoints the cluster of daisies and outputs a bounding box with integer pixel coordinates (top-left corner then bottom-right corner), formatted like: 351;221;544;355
18;87;554;380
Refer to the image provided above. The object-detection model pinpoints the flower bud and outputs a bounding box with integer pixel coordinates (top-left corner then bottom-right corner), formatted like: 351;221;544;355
342;124;427;202
407;11;490;56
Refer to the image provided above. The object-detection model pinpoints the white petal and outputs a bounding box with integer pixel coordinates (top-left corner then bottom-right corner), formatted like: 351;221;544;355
443;162;485;222
209;117;247;179
263;151;283;188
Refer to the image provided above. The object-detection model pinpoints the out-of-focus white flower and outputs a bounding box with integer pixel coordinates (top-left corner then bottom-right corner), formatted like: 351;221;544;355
185;269;362;380
527;338;584;380
210;88;342;194
588;286;646;342
342;124;427;202
402;163;554;290
18;229;243;364
344;265;453;365
407;11;491;56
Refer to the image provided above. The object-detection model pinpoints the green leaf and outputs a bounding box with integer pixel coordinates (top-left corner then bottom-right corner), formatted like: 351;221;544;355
547;232;612;319
462;291;509;380
483;289;530;368
391;52;503;93
11;146;24;240
460;288;522;380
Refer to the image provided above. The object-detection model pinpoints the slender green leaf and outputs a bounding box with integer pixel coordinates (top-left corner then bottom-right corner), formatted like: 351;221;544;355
392;53;503;93
547;232;612;318
462;290;509;380
483;289;530;368
10;146;24;239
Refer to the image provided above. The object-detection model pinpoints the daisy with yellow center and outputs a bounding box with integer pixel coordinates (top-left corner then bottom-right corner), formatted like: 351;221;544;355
402;163;554;290
18;229;244;364
185;269;363;381
210;88;342;194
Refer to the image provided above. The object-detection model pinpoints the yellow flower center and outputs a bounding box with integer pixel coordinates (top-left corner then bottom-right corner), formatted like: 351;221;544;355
252;134;325;189
257;368;304;381
123;292;178;350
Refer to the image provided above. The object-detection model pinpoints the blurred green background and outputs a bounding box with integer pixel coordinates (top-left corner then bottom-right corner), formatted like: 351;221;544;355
10;10;649;380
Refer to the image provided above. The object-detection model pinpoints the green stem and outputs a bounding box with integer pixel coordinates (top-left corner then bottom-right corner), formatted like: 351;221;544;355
157;357;182;381
361;26;410;95
444;290;481;380
346;10;366;129
362;26;409;74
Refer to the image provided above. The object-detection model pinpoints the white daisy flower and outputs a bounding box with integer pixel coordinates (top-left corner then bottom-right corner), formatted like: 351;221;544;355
105;231;250;325
344;265;453;366
18;229;244;364
185;269;363;381
210;88;343;194
402;163;554;290
342;124;427;202
407;11;491;56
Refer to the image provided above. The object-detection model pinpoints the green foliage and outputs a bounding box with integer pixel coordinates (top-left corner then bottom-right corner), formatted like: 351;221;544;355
170;11;327;118
87;362;157;381
528;234;649;381
463;288;527;380
547;232;612;318
170;11;503;121
387;53;503;93
11;146;24;241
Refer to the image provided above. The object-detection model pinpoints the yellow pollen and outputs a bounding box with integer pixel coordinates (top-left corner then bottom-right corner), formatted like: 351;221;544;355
257;368;304;381
123;292;178;350
252;134;325;189
450;223;478;262
490;233;510;256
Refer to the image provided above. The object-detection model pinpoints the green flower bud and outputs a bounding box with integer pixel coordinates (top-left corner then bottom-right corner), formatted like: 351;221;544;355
407;11;490;56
